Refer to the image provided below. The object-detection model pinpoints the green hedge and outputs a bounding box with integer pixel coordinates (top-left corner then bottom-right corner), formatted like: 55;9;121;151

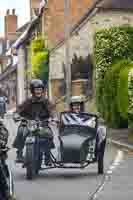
128;69;133;127
103;60;133;127
94;25;133;128
94;25;133;80
30;36;49;81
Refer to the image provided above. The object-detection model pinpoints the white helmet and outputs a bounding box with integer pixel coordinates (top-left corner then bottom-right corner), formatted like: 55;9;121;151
70;95;85;104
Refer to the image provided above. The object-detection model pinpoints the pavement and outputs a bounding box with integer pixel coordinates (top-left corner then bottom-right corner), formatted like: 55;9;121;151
91;154;133;200
91;128;133;200
108;128;133;150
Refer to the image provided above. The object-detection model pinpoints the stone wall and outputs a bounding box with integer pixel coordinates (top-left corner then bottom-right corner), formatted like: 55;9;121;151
49;9;133;112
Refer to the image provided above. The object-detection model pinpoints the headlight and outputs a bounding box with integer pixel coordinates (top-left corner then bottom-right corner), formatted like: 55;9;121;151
25;136;35;144
28;121;37;132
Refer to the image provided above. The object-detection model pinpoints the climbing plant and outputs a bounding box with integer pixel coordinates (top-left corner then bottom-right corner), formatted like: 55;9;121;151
30;35;49;82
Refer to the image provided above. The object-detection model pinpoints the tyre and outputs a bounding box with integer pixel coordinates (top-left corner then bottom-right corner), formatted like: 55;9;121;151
97;139;106;175
35;153;42;175
25;144;36;180
98;151;104;174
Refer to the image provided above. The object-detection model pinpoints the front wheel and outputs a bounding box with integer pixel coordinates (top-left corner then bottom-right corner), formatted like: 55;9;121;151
97;140;106;174
35;153;42;175
25;144;36;180
98;152;104;174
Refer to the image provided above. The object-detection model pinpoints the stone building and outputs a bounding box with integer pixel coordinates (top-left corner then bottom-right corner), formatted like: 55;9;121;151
12;0;46;104
48;0;133;111
0;9;18;109
10;0;133;111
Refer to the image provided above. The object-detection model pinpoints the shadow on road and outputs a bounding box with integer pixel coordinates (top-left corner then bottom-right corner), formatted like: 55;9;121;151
13;167;99;182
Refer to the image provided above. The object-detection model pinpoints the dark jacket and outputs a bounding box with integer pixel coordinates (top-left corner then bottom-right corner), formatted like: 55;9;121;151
16;96;55;120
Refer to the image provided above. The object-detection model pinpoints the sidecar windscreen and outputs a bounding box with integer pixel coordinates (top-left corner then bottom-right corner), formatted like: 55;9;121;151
60;112;98;137
60;112;98;128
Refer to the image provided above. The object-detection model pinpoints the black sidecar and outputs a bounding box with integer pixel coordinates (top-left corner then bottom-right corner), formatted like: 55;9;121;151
57;112;107;173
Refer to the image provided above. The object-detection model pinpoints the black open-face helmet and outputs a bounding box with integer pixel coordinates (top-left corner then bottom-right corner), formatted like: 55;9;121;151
30;79;45;94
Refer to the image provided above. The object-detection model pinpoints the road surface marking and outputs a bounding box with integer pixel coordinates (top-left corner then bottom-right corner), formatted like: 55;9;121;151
88;150;124;200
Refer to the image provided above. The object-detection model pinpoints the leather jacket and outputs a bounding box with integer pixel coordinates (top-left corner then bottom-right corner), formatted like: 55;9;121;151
16;96;55;120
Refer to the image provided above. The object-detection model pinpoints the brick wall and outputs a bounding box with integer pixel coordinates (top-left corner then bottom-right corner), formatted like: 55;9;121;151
42;0;93;48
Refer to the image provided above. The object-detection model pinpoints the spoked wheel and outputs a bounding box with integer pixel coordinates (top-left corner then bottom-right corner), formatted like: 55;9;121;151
25;144;36;180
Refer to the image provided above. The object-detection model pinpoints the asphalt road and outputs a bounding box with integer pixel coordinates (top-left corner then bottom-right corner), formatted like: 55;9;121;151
4;115;127;200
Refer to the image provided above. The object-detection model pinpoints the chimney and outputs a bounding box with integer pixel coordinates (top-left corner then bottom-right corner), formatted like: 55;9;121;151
4;9;18;41
6;9;10;15
12;9;15;15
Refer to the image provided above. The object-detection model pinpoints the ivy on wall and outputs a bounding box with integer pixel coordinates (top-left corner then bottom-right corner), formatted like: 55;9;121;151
30;36;49;82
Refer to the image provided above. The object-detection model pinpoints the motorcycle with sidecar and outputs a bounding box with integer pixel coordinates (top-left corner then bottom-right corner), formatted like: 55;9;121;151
14;112;107;180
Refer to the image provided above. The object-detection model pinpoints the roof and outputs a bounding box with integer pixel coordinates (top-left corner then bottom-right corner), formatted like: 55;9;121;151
97;0;133;9
12;16;39;49
12;0;47;50
16;22;30;33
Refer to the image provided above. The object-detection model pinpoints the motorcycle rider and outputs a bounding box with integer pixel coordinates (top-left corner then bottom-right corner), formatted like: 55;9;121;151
69;95;106;137
13;79;56;165
69;95;85;113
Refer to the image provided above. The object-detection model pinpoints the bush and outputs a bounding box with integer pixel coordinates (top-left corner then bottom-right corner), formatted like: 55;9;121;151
94;25;133;79
128;69;133;127
103;60;133;127
94;25;133;128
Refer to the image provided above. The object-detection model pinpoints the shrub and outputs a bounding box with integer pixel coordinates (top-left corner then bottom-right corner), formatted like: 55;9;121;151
128;69;133;127
94;25;133;128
